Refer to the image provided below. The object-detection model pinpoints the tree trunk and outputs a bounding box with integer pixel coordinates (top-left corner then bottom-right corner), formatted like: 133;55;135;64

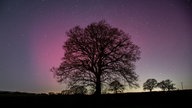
94;76;101;95
115;89;118;94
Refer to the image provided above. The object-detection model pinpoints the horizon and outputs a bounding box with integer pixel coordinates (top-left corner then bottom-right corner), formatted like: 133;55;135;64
1;88;191;94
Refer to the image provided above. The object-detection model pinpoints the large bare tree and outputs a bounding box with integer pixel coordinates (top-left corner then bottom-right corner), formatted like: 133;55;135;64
51;21;140;95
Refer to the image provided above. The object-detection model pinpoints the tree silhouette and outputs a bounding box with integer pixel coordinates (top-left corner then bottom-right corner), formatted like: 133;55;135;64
157;79;176;91
61;85;87;95
61;89;72;95
109;80;124;94
143;79;157;92
69;85;87;94
51;20;140;95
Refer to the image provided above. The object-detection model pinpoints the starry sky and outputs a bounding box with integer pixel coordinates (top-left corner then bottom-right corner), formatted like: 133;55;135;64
0;0;192;93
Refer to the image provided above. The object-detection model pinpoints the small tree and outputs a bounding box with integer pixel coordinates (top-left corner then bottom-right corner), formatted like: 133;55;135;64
61;89;72;95
143;79;157;92
69;85;87;94
157;79;176;91
109;80;124;94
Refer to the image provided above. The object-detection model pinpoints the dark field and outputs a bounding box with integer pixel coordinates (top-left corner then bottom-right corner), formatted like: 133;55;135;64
0;90;191;108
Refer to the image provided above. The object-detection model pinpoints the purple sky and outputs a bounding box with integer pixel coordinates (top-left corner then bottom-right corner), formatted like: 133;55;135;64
0;0;192;93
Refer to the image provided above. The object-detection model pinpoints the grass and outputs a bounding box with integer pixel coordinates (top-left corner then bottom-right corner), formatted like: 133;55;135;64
0;89;191;107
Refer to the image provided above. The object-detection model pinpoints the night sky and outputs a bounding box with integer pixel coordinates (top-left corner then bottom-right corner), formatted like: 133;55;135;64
0;0;192;93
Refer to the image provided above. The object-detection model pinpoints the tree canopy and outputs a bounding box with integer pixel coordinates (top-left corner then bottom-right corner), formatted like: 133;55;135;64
51;20;141;95
157;79;176;91
109;80;124;94
61;85;87;95
143;79;157;92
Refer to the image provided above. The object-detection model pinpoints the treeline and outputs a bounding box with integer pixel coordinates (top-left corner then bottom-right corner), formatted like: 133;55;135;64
143;79;176;92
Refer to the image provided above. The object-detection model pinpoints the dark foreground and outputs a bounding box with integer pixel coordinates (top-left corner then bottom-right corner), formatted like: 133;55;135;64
0;90;191;108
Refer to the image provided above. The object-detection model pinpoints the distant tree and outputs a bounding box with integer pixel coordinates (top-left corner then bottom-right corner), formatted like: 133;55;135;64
88;86;96;95
48;92;55;95
157;81;166;91
69;85;87;95
61;90;72;95
51;20;140;95
109;80;125;94
101;84;108;94
61;85;87;95
143;79;157;92
157;79;176;91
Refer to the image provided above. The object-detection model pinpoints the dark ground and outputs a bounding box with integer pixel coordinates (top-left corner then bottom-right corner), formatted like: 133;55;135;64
0;89;191;108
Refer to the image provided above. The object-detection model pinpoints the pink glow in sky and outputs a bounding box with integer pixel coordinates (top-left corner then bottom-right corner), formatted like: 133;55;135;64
29;19;67;92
